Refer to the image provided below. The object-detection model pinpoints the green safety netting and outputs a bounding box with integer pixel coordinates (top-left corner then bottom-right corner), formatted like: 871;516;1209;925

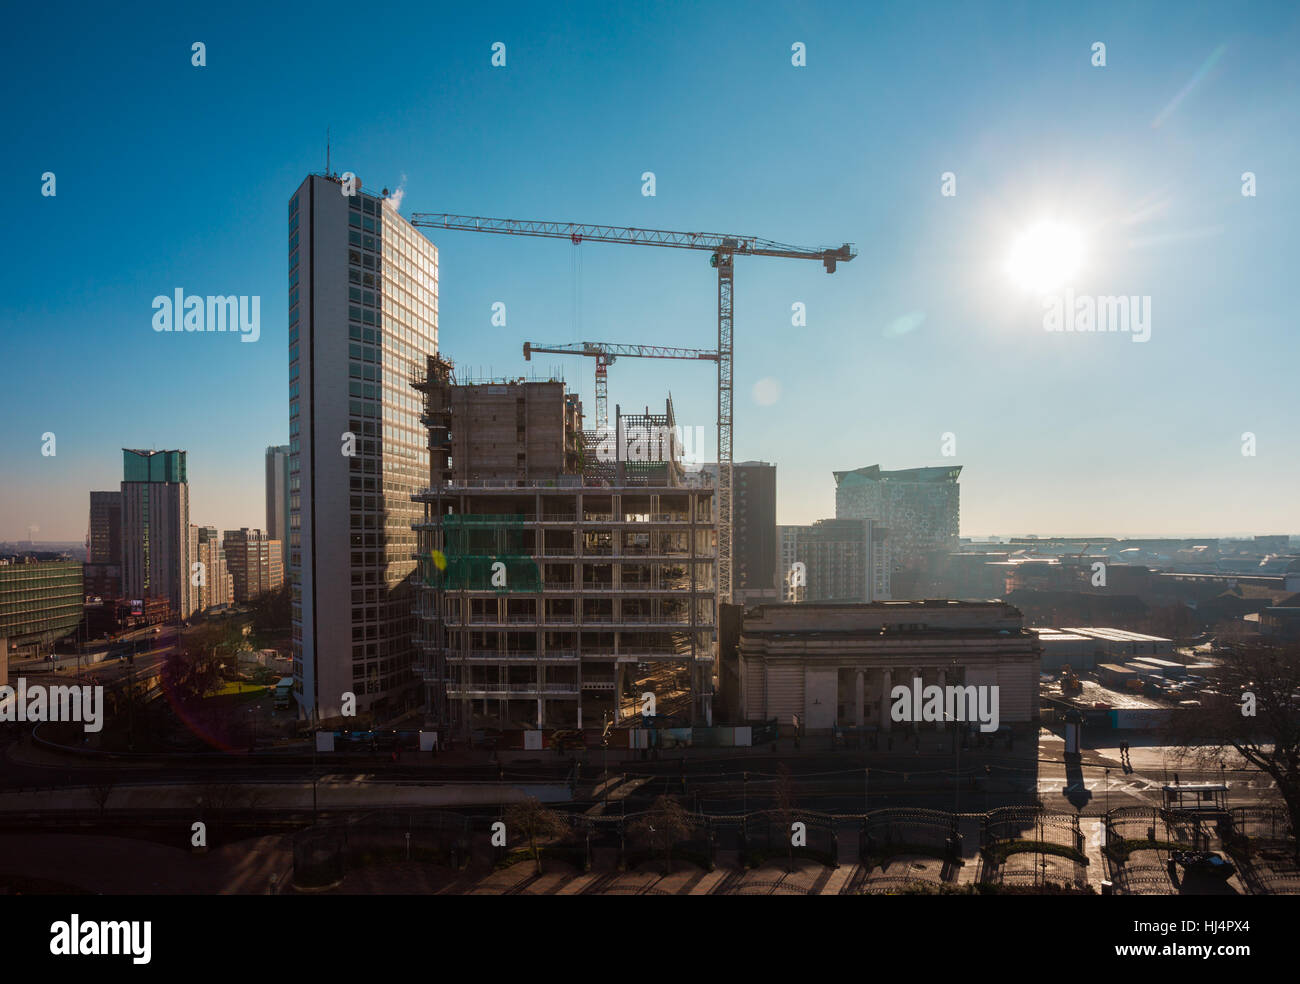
420;515;540;592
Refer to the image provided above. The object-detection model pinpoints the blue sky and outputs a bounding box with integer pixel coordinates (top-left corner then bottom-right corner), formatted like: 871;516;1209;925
3;0;1298;541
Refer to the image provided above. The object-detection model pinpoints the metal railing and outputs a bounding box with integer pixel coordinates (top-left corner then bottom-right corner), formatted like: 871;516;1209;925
446;682;579;695
413;476;714;494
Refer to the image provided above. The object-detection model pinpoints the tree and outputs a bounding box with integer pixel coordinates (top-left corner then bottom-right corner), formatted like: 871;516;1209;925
89;773;118;816
247;583;291;647
161;630;228;707
111;677;153;749
628;795;693;874
504;797;569;874
1168;641;1300;858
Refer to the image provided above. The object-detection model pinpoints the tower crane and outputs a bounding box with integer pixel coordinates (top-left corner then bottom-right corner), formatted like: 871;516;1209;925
522;340;719;432
409;212;856;604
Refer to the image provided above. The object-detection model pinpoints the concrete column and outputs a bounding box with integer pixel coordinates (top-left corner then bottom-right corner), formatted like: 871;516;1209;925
537;697;544;728
614;663;624;723
854;670;865;727
880;667;892;730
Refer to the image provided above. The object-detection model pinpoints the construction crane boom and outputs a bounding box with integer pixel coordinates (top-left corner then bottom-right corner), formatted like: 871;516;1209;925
410;213;855;269
409;211;857;616
524;341;720;362
524;340;719;432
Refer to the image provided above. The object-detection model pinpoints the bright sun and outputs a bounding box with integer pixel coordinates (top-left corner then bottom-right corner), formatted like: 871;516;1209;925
1006;221;1084;293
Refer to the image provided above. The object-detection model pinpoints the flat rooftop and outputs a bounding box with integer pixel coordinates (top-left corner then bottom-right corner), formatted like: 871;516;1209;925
1033;629;1093;641
1061;627;1172;643
1076;679;1163;710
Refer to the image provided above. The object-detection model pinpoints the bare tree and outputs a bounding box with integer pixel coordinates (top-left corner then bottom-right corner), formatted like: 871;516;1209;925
504;796;569;874
629;795;693;874
1168;641;1300;858
89;773;117;816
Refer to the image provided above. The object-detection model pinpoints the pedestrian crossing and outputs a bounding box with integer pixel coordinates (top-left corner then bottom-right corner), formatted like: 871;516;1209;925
1037;776;1160;793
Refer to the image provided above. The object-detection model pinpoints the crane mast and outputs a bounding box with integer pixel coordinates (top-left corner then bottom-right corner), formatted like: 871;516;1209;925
523;340;719;432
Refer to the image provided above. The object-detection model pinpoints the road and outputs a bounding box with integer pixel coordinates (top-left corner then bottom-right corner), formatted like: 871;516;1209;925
13;623;179;686
0;721;1281;820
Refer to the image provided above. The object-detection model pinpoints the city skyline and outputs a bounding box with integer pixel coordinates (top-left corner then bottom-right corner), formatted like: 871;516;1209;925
6;439;1294;543
2;0;1298;914
6;1;1299;539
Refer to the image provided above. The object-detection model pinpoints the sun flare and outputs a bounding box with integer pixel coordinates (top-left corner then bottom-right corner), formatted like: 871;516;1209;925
1006;221;1084;293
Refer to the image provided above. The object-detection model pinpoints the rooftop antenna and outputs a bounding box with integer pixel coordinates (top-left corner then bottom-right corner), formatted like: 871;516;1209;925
326;127;331;176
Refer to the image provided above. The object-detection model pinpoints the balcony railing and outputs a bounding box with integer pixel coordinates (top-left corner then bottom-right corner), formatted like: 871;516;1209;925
450;649;579;660
410;475;717;495
446;682;580;695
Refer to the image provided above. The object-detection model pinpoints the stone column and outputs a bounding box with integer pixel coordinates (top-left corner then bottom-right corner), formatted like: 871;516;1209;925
880;667;892;730
855;670;865;727
937;669;946;731
910;667;921;733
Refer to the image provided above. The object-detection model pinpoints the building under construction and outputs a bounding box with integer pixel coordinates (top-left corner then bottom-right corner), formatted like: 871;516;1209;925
411;356;716;736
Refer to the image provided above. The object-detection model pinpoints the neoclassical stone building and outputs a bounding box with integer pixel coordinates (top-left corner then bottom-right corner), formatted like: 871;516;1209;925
736;600;1040;732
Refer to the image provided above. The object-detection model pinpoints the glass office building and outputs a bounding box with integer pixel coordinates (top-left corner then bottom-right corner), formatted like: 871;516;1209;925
288;173;437;722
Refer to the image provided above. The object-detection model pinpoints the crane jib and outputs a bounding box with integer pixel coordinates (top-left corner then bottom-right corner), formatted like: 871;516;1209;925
409;213;854;264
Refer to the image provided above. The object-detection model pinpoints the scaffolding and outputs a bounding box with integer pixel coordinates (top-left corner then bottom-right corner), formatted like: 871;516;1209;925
581;397;685;488
411;354;454;729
